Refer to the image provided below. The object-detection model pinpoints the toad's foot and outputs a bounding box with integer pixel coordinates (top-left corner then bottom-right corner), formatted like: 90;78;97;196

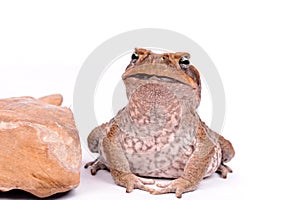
84;157;108;175
216;163;233;179
151;177;196;198
112;170;155;193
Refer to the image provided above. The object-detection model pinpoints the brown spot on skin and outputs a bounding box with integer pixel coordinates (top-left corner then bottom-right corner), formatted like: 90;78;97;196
106;122;119;142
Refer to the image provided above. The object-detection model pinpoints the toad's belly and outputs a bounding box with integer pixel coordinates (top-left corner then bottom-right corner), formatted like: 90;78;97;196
122;139;222;179
124;143;193;178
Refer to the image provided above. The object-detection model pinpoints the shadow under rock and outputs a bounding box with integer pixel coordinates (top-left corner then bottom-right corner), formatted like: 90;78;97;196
0;189;74;199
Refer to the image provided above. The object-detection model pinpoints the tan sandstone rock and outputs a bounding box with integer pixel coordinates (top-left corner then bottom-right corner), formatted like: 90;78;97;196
0;94;81;198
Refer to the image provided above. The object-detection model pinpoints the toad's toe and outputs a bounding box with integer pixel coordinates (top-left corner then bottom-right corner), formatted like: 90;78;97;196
150;177;196;198
216;163;233;179
85;157;107;175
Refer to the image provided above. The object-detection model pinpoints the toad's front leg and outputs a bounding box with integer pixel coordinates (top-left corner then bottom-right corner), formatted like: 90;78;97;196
151;126;216;198
102;122;155;193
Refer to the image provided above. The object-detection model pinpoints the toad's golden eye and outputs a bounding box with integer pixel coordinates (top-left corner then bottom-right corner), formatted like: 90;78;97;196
179;56;190;69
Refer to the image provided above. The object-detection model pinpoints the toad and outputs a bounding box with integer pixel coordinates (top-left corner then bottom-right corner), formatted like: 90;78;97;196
85;48;235;198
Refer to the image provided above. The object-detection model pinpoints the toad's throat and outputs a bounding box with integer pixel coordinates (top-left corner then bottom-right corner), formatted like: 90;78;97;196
128;83;181;135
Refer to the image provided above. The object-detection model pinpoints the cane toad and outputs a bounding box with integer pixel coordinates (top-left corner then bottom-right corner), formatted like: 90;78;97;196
85;48;235;198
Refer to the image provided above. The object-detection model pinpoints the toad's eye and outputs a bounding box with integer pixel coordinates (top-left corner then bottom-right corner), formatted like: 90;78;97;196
179;56;190;69
131;52;139;63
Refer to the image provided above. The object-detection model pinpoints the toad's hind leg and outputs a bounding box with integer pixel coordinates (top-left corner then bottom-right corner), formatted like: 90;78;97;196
85;157;108;175
216;135;234;178
201;120;235;178
217;135;235;163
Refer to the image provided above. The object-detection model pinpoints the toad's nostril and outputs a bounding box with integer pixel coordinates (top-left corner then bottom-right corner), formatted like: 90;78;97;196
161;55;167;61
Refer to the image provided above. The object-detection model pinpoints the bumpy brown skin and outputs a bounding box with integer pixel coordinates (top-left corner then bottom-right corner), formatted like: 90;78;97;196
85;48;235;198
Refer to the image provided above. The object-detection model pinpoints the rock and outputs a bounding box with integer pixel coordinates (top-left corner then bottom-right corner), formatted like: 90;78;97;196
0;94;81;198
38;94;63;106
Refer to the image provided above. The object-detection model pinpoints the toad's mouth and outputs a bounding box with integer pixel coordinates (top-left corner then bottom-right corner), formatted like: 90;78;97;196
125;73;185;84
122;64;198;89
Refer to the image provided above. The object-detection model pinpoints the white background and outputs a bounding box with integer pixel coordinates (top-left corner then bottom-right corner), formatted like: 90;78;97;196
0;0;300;199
